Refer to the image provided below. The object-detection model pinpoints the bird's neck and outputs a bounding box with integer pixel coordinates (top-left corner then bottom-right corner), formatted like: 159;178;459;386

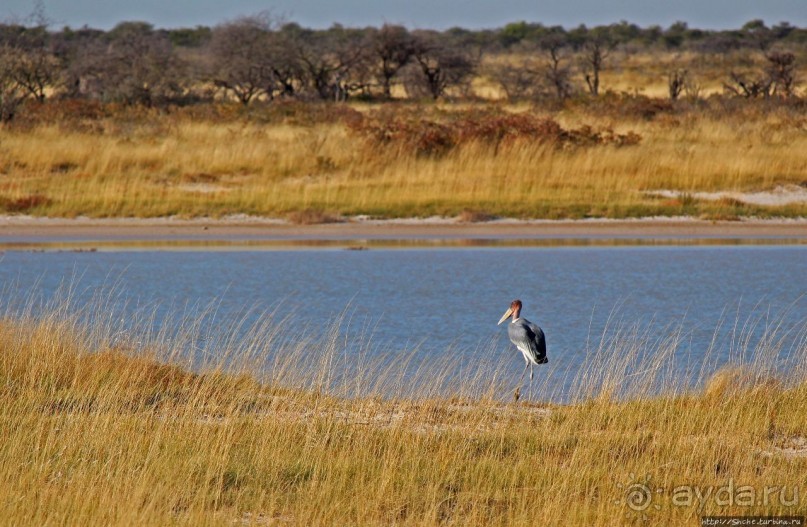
511;310;521;322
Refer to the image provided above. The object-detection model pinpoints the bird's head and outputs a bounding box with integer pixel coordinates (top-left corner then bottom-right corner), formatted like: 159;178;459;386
497;299;522;325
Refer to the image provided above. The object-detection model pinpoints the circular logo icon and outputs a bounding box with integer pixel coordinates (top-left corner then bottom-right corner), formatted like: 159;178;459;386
624;482;653;511
615;473;663;516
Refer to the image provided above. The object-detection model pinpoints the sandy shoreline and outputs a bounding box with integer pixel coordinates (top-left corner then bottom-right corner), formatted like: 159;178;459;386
1;215;807;243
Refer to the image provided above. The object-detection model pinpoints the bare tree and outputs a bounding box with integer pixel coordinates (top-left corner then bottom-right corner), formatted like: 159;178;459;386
667;69;687;100
724;71;773;99
291;25;369;101
372;24;415;98
0;9;61;103
722;46;798;100
67;22;184;105
0;46;27;121
266;30;303;98
209;15;275;104
49;26;104;99
581;29;615;96
488;36;571;102
409;30;476;100
767;51;797;97
0;3;59;117
487;57;542;100
540;35;572;99
8;45;60;101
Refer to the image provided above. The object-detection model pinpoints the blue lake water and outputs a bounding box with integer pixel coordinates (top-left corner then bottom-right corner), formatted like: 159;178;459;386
1;246;805;399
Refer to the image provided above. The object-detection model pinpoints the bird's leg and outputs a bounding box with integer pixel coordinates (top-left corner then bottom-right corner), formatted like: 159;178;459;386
528;363;534;402
518;360;529;385
514;362;529;402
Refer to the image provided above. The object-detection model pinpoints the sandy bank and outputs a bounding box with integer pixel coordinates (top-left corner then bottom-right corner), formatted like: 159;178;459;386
1;215;807;243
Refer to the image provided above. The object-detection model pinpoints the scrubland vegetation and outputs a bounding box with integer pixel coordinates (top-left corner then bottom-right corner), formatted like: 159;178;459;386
1;98;806;220
1;15;806;220
1;296;805;525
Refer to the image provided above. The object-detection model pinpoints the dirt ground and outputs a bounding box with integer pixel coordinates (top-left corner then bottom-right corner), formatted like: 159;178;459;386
1;216;806;244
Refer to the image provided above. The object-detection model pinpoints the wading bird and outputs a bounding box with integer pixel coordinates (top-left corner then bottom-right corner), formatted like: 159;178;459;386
498;299;547;398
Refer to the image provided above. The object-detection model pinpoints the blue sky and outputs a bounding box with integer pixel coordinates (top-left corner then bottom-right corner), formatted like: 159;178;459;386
3;0;806;30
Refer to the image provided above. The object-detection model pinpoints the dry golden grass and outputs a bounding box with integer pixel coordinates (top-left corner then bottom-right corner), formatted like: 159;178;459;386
1;296;806;526
0;100;806;219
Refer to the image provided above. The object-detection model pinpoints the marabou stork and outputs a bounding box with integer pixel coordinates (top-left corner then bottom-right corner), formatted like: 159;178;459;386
498;299;547;398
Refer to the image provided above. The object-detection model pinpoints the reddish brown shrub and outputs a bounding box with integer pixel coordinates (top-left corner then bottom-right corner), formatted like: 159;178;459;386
457;113;567;146
347;117;457;156
348;109;642;156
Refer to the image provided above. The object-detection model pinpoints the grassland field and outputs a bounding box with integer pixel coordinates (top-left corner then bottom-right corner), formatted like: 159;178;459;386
1;50;806;222
1;301;805;526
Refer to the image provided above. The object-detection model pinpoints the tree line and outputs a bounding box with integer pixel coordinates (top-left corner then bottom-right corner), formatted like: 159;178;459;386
0;13;804;121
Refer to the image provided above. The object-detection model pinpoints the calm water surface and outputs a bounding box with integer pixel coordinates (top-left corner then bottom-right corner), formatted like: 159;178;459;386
1;246;805;398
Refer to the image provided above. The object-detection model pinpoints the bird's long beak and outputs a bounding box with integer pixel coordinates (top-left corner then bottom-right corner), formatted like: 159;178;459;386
497;307;513;325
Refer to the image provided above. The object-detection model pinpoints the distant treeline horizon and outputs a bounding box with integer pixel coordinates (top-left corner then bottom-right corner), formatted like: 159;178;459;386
4;16;805;49
0;13;804;118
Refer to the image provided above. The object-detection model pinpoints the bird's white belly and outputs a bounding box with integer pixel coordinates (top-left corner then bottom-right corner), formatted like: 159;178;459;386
516;344;537;364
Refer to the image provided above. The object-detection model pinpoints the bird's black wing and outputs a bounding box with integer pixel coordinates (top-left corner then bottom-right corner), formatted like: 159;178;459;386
525;320;548;364
509;320;548;364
